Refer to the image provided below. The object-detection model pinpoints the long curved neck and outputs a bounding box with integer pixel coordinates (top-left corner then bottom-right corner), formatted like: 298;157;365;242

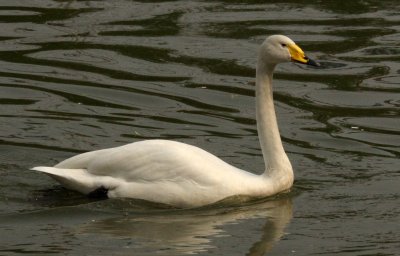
256;60;292;178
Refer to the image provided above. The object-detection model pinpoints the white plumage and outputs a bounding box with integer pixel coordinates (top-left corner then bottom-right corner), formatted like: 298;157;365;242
33;35;318;208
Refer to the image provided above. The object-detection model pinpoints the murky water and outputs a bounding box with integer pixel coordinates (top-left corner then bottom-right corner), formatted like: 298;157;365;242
1;0;399;255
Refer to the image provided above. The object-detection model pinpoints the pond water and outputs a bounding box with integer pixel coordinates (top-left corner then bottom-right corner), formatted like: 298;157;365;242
0;0;399;255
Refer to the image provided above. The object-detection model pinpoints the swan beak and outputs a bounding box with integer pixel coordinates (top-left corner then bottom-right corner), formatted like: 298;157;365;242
288;44;319;67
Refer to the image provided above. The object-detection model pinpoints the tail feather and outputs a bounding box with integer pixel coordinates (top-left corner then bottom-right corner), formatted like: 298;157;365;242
32;166;99;194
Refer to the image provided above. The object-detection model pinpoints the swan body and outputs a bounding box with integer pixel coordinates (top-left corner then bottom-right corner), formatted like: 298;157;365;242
33;35;318;208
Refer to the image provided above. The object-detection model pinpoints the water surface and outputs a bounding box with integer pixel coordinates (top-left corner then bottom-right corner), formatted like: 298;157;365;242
0;0;399;255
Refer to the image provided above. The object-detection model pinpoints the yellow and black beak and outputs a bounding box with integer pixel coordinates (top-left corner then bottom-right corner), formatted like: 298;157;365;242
288;44;319;67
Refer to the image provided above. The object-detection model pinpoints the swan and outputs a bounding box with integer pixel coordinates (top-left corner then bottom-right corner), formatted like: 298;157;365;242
32;35;318;208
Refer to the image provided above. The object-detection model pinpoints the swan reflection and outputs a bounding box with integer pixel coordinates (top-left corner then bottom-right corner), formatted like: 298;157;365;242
78;197;292;255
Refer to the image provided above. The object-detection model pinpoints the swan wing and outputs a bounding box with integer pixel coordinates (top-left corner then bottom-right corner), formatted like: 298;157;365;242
51;140;241;185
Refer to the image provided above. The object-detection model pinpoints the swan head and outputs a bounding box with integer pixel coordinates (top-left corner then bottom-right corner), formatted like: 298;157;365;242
260;35;318;67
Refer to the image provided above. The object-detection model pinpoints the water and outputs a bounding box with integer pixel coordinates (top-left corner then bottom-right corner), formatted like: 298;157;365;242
1;0;399;255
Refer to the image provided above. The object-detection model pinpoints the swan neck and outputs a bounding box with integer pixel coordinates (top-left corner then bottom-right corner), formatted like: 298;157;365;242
256;62;292;176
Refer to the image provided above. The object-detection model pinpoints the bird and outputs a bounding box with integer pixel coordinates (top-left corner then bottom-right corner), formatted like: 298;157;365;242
32;35;318;208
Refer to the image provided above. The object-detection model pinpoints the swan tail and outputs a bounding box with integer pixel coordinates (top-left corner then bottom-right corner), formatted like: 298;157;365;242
32;166;101;195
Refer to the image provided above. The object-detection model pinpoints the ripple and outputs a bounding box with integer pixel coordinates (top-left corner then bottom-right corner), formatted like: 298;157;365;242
329;116;400;150
27;49;200;79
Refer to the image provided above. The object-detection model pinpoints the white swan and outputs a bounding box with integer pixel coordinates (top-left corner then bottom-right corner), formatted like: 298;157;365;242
32;35;318;208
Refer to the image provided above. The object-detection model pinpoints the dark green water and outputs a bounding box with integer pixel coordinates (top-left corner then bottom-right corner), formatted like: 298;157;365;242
1;0;399;255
